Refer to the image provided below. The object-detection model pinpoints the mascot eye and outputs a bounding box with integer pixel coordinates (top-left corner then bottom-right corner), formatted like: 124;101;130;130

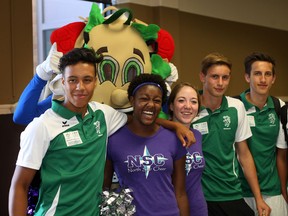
97;56;119;84
122;58;144;84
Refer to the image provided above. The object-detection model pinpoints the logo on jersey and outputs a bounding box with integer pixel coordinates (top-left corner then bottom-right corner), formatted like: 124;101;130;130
186;152;204;175
62;121;69;127
268;113;276;125
124;145;168;178
223;115;231;129
94;121;103;136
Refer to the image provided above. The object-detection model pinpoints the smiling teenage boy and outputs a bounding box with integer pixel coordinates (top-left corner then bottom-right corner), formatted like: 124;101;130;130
9;48;128;216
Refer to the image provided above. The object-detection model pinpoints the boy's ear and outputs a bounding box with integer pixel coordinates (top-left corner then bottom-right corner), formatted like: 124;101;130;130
199;72;205;83
244;73;250;83
272;74;276;84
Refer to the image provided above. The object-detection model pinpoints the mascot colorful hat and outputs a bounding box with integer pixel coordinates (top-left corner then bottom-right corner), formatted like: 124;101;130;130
50;3;177;113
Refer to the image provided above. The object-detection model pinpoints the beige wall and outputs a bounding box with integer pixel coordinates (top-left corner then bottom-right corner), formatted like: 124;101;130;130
0;2;287;106
117;0;288;32
118;3;288;98
0;0;33;106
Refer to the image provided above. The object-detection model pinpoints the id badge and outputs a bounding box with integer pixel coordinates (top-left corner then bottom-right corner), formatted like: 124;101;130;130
63;131;83;147
193;122;209;135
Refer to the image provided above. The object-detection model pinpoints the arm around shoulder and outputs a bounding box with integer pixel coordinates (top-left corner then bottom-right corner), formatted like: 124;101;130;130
156;118;195;147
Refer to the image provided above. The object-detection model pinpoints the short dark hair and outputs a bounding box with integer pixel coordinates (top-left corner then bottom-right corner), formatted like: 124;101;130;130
201;52;232;75
244;52;275;75
168;82;201;117
58;48;103;76
127;73;168;105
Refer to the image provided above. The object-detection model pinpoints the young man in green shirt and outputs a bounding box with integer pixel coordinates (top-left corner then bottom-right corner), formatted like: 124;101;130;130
238;52;287;216
9;47;129;215
191;52;271;216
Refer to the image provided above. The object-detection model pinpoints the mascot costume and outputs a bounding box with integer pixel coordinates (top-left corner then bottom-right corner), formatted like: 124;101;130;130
14;3;178;125
13;3;178;215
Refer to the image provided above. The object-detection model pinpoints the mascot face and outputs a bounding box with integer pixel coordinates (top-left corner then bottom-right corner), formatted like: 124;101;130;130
51;4;175;114
80;20;152;111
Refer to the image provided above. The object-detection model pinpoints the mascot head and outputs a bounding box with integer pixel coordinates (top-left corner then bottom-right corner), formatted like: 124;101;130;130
50;3;177;113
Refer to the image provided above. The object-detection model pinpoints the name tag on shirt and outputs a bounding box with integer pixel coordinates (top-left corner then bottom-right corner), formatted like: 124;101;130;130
193;122;209;135
63;131;83;147
247;115;256;127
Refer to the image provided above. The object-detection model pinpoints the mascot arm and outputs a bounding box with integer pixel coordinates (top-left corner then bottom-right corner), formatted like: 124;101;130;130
14;43;63;125
13;74;52;125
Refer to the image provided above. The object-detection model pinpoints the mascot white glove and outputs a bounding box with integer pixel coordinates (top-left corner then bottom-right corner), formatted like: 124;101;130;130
49;73;64;96
165;62;178;96
36;42;63;81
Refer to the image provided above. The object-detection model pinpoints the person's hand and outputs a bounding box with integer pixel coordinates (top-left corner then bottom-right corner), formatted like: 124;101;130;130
256;198;271;216
175;123;196;147
282;193;288;203
36;42;63;81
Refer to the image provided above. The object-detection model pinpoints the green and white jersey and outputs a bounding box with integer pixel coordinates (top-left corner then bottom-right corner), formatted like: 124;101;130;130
191;96;252;201
239;90;287;197
16;100;127;216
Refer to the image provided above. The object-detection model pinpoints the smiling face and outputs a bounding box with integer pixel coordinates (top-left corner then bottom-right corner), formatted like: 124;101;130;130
170;86;199;128
245;61;275;97
130;85;163;127
200;64;231;98
62;62;96;115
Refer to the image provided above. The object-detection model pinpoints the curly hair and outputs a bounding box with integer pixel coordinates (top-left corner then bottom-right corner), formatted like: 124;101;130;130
127;73;168;105
58;47;103;75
